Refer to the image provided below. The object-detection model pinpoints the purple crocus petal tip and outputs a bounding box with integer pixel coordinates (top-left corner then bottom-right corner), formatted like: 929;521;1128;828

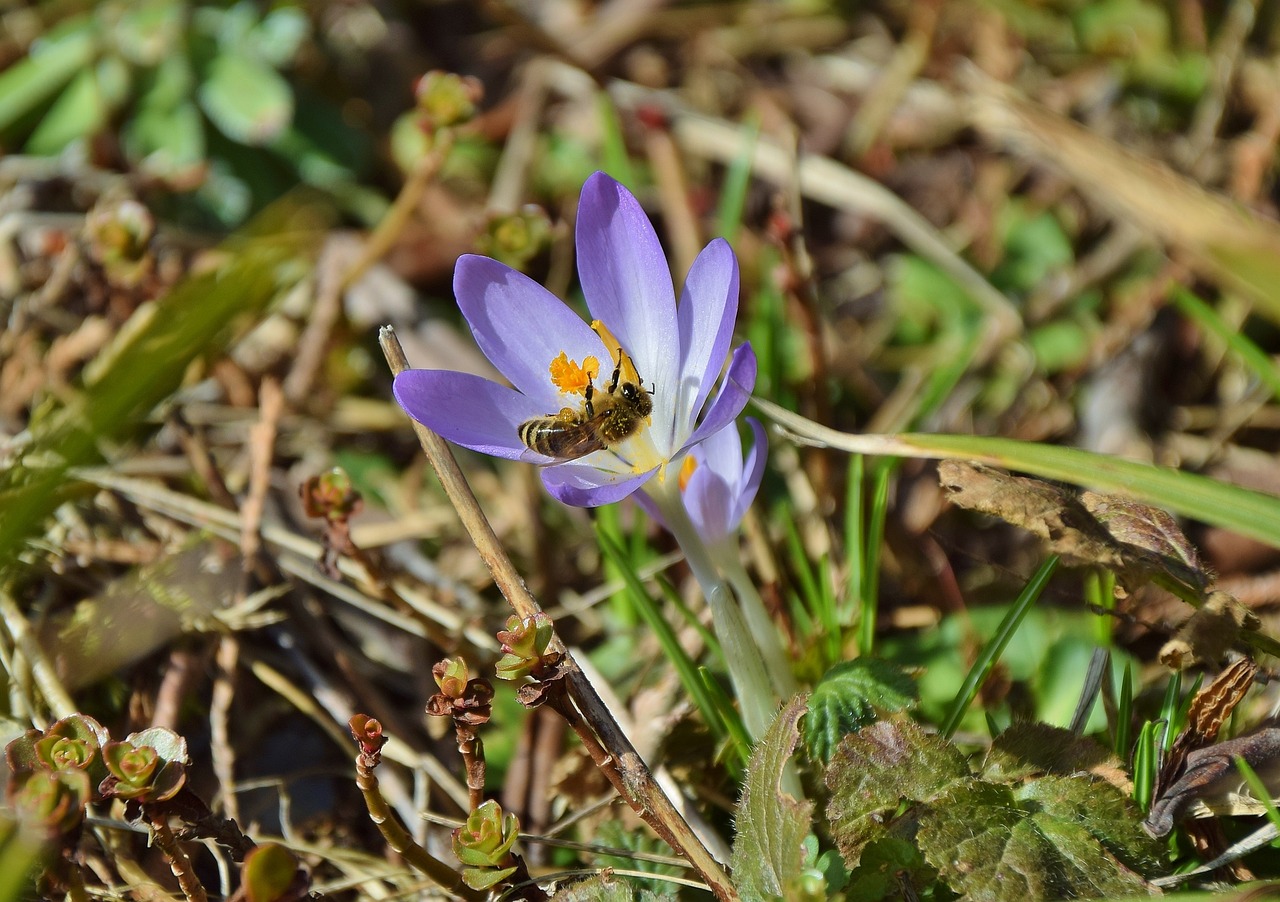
678;237;740;417
576;170;680;442
734;417;768;524
683;342;758;452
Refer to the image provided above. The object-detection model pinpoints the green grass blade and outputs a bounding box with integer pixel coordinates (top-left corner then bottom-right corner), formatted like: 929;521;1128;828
754;397;1280;551
597;529;726;745
595;91;636;190
910;435;1280;550
657;575;722;661
783;515;821;620
816;556;839;668
1133;720;1157;811
1172;287;1280;401
714;112;760;241
1114;663;1134;760
1233;756;1280;834
698;667;750;770
844;453;866;632
0;198;322;573
940;555;1059;739
1085;569;1116;647
859;461;893;657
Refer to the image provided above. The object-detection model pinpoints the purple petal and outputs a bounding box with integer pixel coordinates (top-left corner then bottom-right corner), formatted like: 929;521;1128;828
541;464;656;507
678;239;739;419
683;465;733;539
455;255;604;407
683;343;758;451
576;173;679;445
732;418;768;526
394;369;550;461
697;416;745;484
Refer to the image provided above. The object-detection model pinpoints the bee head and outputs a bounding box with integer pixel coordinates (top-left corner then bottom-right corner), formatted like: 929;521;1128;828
619;381;653;417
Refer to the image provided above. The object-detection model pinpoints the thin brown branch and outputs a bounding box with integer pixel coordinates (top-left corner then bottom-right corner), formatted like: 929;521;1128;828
146;807;208;902
353;748;483;900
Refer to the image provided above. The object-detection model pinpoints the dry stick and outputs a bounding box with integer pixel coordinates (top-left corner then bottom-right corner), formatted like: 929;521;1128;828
379;327;739;902
0;590;75;721
146;809;208;902
342;132;454;293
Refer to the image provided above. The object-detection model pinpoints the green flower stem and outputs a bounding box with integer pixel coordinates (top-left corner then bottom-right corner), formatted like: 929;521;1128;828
711;543;798;702
648;481;778;742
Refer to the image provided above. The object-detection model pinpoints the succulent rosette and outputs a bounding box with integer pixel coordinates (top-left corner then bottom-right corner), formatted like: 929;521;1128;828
393;171;756;507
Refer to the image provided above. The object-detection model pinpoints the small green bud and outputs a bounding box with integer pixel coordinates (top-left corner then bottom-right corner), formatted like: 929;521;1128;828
414;71;482;130
494;613;557;681
11;769;91;838
453;800;519;890
475;206;552;270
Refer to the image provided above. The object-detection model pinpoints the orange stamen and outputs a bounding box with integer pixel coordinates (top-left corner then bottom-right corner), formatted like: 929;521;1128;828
678;455;698;491
591;320;641;386
548;351;599;396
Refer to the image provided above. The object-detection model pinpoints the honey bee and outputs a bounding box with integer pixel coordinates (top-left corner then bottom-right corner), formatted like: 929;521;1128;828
519;349;653;460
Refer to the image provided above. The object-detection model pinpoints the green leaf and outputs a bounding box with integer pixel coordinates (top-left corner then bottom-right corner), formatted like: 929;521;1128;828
111;0;182;66
826;715;970;864
1018;776;1161;874
247;6;310;68
804;659;918;764
731;696;813;901
844;837;938;902
0;24;96;136
980;721;1122;783
25;66;106;155
552;873;666;901
992;205;1073;295
125;98;206;177
198;52;293;145
242;843;299;902
916;778;1156;902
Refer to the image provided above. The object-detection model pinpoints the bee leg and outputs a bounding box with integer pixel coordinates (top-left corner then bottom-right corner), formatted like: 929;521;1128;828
608;349;623;395
583;375;596;418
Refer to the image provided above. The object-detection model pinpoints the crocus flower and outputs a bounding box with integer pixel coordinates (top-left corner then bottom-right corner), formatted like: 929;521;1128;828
394;171;756;506
641;418;766;544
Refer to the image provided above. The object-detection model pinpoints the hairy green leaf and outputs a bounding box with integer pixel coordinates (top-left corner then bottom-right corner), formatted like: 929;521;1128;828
981;722;1124;783
731;696;812;901
805;659;918;764
826;716;969;864
917;778;1155;902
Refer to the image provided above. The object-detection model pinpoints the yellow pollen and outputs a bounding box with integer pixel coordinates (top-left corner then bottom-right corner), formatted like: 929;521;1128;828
678;455;698;491
591;319;641;386
548;351;599;396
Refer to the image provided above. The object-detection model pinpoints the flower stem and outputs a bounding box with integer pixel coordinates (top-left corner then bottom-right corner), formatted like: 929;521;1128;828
647;482;777;742
711;544;799;702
